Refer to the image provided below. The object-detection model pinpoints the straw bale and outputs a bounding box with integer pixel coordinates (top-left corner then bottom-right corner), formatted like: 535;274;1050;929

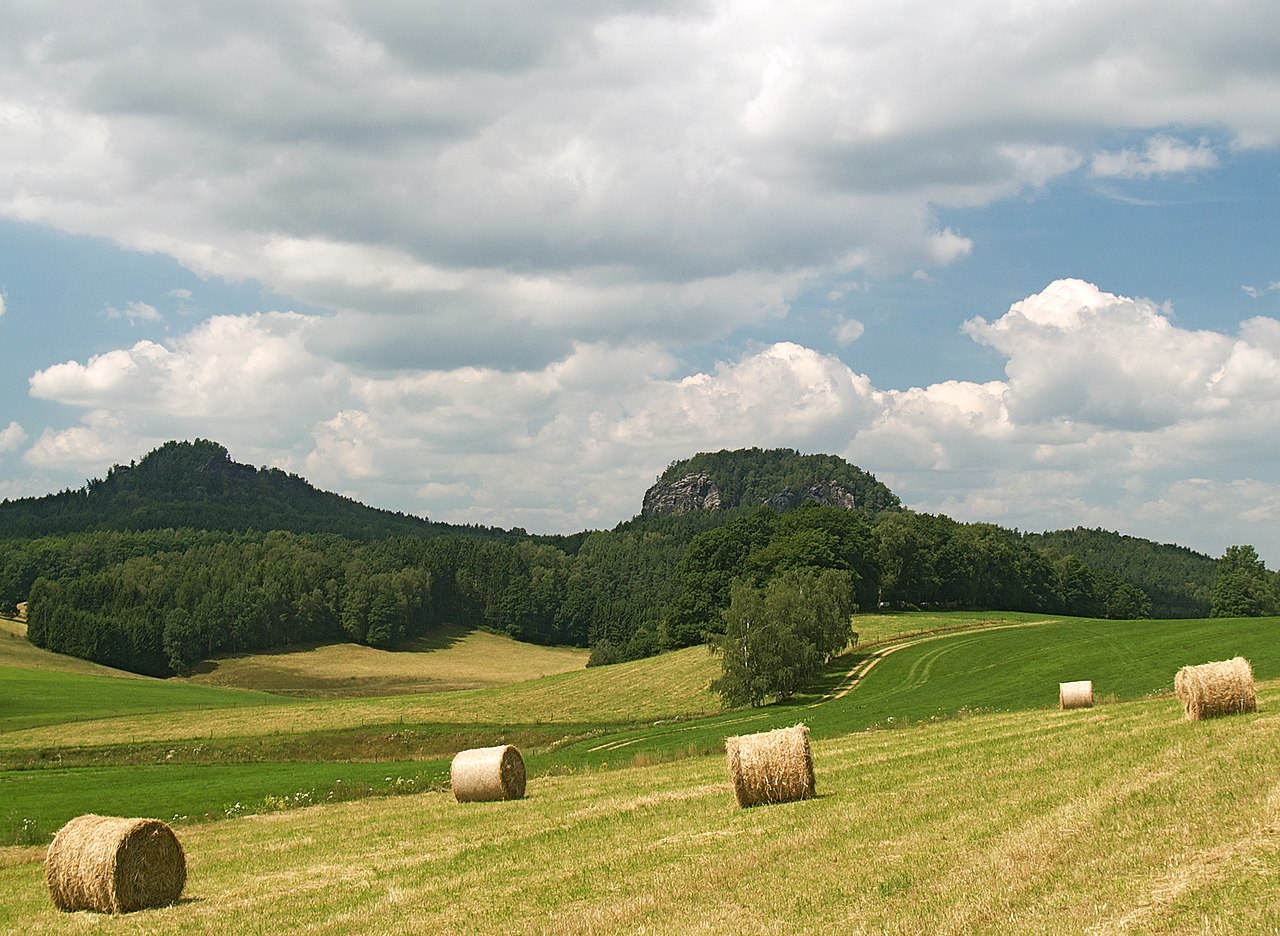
45;814;186;914
451;744;526;802
1174;656;1257;721
1059;680;1094;710
725;723;815;808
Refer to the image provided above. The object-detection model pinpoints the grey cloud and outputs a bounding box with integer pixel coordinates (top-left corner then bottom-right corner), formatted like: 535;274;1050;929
351;0;705;74
5;0;1280;377
311;308;575;373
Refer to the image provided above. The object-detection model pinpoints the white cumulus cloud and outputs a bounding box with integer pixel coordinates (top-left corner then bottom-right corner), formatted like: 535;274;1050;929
17;276;1280;559
105;300;162;325
0;421;26;452
1092;135;1219;179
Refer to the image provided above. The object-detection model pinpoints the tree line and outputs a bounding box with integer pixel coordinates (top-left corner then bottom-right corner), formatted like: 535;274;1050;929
0;439;1252;681
4;500;1249;679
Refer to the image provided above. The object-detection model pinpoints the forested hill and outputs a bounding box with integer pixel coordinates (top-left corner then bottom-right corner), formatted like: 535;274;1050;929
0;439;511;541
1025;527;1215;618
0;438;1236;679
643;448;901;516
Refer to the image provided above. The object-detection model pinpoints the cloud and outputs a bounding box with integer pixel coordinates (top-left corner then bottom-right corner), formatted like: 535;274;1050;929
961;279;1235;431
22;278;1280;562
105;300;162;325
0;290;6;318
1243;282;1280;299
25;410;137;471
0;421;26;453
27;312;348;471
1091;135;1219;179
2;3;1276;372
853;279;1280;557
833;317;865;346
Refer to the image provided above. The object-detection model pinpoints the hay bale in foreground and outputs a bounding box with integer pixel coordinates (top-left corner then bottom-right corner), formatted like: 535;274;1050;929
1174;656;1257;721
451;744;526;802
1059;679;1094;710
46;815;186;914
725;723;815;808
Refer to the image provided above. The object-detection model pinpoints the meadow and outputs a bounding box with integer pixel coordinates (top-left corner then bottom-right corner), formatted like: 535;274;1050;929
2;612;1278;932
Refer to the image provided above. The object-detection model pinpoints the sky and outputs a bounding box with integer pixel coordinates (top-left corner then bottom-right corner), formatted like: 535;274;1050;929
2;1;1279;563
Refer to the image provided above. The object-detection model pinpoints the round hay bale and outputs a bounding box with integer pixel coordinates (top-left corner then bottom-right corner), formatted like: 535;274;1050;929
45;815;186;914
1059;680;1094;710
725;723;815;808
450;744;526;802
1174;656;1257;721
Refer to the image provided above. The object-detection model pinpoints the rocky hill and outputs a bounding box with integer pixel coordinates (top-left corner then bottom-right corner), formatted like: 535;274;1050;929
642;448;900;517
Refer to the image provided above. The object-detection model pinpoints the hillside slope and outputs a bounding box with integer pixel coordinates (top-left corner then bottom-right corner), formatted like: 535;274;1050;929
177;627;588;697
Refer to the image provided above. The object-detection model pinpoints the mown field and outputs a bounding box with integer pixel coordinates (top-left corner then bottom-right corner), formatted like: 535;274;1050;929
2;684;1277;932
2;613;1279;932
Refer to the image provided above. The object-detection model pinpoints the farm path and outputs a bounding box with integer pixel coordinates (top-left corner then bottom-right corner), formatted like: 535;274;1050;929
814;618;1055;706
584;619;1055;755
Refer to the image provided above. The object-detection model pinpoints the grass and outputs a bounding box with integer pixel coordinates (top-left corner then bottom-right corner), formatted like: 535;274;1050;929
848;609;1051;646
0;667;285;733
530;613;1280;772
2;683;1277;933
5;612;1280;845
0;642;721;752
176;626;589;697
827;613;1280;725
1;760;451;845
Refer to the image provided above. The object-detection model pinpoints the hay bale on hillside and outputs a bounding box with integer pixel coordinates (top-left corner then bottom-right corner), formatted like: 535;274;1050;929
725;724;815;808
1059;680;1094;710
451;744;526;802
1174;657;1257;721
45;815;186;914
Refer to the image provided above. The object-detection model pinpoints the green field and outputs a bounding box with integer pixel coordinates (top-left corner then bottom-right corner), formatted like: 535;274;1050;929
0;667;285;733
2;613;1279;932
5;614;1280;839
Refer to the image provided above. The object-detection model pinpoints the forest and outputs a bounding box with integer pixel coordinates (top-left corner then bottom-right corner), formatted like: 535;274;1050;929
0;440;1252;679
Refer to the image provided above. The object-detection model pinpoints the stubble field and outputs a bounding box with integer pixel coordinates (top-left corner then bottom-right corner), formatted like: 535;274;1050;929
2;612;1278;932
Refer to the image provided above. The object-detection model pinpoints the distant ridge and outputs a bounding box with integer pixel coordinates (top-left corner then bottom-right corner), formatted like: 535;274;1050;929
0;439;478;540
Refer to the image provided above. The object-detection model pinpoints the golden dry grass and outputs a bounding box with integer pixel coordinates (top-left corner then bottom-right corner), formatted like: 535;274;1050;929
0;645;720;752
3;683;1277;934
176;627;588;697
725;724;815;808
44;815;186;913
450;745;526;802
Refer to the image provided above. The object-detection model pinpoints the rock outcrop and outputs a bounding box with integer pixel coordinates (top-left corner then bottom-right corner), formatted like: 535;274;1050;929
640;447;901;518
641;472;722;516
762;481;864;512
